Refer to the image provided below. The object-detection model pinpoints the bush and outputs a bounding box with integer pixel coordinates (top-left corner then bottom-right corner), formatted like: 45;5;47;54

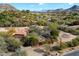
51;46;61;51
37;20;47;26
59;26;79;35
6;37;22;51
72;38;79;46
48;23;59;40
59;42;68;50
0;32;22;52
0;37;8;52
66;41;74;47
0;32;8;38
72;40;79;46
75;37;79;41
52;39;79;51
74;29;79;35
65;38;79;47
51;42;68;51
43;44;51;52
23;33;39;46
12;48;27;56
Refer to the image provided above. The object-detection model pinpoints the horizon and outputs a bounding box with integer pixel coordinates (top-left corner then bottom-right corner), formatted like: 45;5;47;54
1;3;79;11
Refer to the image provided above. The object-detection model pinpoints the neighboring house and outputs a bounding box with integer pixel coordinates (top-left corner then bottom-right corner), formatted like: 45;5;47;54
0;27;29;39
12;27;29;39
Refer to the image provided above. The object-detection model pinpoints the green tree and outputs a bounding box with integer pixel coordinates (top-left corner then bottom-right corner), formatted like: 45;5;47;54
25;33;39;46
48;23;59;42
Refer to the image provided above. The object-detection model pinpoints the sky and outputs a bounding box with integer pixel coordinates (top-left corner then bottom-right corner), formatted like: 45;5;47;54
10;3;79;11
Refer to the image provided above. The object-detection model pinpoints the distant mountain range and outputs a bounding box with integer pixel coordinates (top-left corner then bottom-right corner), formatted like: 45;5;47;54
0;4;79;12
67;5;79;11
0;4;17;11
32;5;79;13
46;5;79;12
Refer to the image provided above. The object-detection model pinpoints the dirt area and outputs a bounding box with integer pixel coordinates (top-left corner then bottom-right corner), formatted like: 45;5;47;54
58;31;77;42
22;46;44;56
67;25;79;29
21;31;77;56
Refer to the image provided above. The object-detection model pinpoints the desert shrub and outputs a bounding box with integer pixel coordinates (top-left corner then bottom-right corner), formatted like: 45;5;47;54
73;29;79;35
0;32;8;38
51;42;68;51
37;20;47;26
59;42;68;50
51;46;61;51
27;36;39;46
75;37;79;41
43;44;51;51
68;20;79;26
66;41;74;47
6;37;22;51
43;44;52;55
72;39;79;46
64;38;79;47
23;33;39;46
59;26;79;35
48;23;59;41
52;39;79;51
12;48;27;56
0;32;22;52
0;37;8;52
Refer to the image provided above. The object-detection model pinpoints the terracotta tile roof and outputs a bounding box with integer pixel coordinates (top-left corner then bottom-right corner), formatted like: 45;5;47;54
13;27;29;36
0;27;29;37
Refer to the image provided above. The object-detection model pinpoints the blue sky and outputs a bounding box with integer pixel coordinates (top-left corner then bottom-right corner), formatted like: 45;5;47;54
10;3;79;11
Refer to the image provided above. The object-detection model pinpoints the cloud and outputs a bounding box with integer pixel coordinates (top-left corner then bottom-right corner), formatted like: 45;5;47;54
39;3;44;5
40;8;43;10
69;3;74;5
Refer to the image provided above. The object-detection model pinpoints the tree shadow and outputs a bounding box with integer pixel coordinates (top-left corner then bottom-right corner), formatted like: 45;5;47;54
34;48;44;53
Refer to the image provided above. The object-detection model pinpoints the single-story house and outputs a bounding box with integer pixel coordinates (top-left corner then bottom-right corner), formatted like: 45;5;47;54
0;27;29;39
12;27;29;38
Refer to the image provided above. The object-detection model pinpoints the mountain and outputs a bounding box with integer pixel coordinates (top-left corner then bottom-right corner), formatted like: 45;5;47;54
67;5;79;11
0;4;78;12
0;4;17;11
47;5;79;12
